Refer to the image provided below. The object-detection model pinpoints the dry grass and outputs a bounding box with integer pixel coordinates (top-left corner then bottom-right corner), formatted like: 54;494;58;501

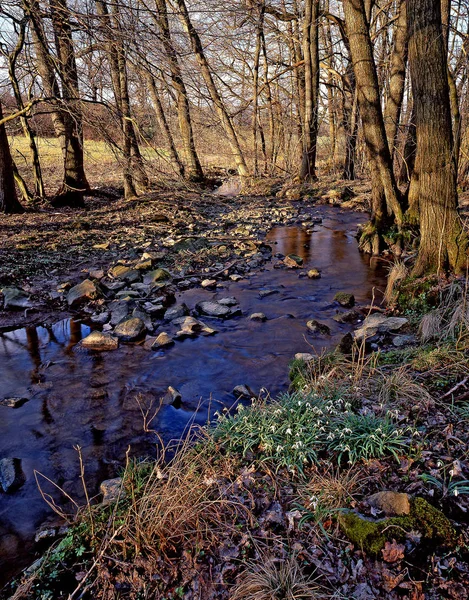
377;366;434;411
419;281;469;343
299;466;364;513
232;555;328;600
384;261;409;306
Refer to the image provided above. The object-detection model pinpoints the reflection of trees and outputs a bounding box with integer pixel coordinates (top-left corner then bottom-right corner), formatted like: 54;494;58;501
66;319;83;353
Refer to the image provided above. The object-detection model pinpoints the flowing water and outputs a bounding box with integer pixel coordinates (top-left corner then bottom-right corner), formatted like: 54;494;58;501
0;207;387;584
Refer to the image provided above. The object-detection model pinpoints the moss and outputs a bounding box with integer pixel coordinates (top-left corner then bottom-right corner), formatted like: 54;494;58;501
333;292;355;308
288;359;309;391
338;497;456;557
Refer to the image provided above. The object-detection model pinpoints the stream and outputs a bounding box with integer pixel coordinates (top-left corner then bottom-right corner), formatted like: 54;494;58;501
0;207;387;584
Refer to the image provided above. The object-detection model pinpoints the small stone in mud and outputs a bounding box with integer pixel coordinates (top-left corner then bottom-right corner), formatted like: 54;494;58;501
201;279;217;288
0;397;29;408
100;478;125;505
307;269;321;279
218;297;238;306
307;319;331;335
2;287;32;310
259;289;278;298
82;331;119;351
114;317;146;342
0;458;26;493
233;385;256;399
333;309;362;324
164;304;189;321
151;332;174;349
196;301;231;318
334;292;355;308
163;386;182;407
143;268;171;285
294;353;315;362
67;279;98;307
249;312;266;322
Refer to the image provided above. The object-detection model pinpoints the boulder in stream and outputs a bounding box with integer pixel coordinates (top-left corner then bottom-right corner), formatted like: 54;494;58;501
82;331;119;351
0;397;29;408
334;292;355;308
306;319;331;335
174;316;217;338
151;332;174;349
0;458;26;493
196;301;231;318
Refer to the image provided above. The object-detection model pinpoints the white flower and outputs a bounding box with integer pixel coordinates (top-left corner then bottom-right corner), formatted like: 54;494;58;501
270;426;276;432
286;428;292;435
437;460;444;468
276;445;283;452
449;469;454;477
454;489;459;497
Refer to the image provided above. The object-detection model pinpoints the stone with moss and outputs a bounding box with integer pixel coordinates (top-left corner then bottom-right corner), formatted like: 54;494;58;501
338;497;456;557
334;292;355;308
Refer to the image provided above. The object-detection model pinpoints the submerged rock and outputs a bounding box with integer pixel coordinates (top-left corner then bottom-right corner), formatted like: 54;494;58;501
259;289;279;298
67;279;98;307
0;458;26;493
333;309;362;324
284;254;302;268
306;319;331;335
2;287;32;310
114;317;146;341
82;331;119;351
151;332;174;349
249;312;266;322
0;397;29;408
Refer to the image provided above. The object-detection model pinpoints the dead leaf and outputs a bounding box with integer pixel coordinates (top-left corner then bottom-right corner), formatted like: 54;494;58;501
382;539;405;563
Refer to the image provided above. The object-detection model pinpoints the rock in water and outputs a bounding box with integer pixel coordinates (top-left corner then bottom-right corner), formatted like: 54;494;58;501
0;397;29;408
367;491;411;516
307;269;321;279
334;292;355;308
333;309;362;324
249;313;267;322
2;287;32;310
163;386;182;407
201;279;217;288
306;319;331;335
164;304;189;321
0;458;26;493
283;255;302;268
82;331;119;351
100;478;125;505
114;317;146;341
67;279;98;307
233;384;256;399
175;316;217;338
294;353;314;362
354;314;409;341
196;301;231;318
218;297;238;306
151;332;174;349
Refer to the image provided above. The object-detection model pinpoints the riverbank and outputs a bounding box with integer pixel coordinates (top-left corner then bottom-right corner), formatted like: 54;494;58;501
3;274;469;599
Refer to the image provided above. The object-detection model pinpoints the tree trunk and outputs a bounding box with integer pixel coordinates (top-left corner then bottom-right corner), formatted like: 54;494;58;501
407;0;467;274
175;0;249;177
299;0;320;181
0;102;23;214
383;0;408;159
343;0;403;230
152;0;204;181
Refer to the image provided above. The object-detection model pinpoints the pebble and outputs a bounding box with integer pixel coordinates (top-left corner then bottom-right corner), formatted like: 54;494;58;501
82;331;119;351
249;312;266;322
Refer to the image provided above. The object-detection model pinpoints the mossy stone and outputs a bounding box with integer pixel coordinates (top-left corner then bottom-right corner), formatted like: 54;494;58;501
334;292;355;308
338;512;386;555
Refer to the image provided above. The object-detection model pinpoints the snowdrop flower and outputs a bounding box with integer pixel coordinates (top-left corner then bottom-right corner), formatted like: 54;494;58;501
270;425;276;432
286;428;292;435
437;460;444;468
449;469;454;477
454;489;459;497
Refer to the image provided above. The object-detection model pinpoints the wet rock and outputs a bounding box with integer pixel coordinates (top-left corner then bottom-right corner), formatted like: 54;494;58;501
0;458;26;493
230;274;243;281
100;478;125;505
132;308;153;331
2;287;32;310
0;397;29;408
333;309;362;324
259;289;278;298
114;317;146;341
249;312;266;322
294;353;314;362
110;301;129;326
201;279;217;288
82;331;119;351
307;319;331;335
334;292;355;308
164;304;189;321
143;268;171;285
233;384;256;399
67;279;98;307
354;314;409;341
109;264;131;279
115;289;140;299
151;332;174;349
135;259;152;271
196;301;231;318
283;254;302;268
143;302;165;316
367;491;411;516
175;316;217;338
337;332;354;354
90;311;110;325
218;297;238;306
163;386;182;407
102;280;126;293
307;269;321;279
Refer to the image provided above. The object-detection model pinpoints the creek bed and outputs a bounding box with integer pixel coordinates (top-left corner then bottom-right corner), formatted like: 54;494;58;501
0;207;386;584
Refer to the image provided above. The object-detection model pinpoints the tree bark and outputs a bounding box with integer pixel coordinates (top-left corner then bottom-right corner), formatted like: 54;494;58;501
343;0;403;231
299;0;320;181
0;102;23;214
407;0;468;274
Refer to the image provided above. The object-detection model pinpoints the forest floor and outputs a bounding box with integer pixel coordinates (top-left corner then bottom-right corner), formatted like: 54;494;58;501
2;174;469;599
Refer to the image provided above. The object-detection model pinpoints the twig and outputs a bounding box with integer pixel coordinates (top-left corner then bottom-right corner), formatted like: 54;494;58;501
441;377;469;399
